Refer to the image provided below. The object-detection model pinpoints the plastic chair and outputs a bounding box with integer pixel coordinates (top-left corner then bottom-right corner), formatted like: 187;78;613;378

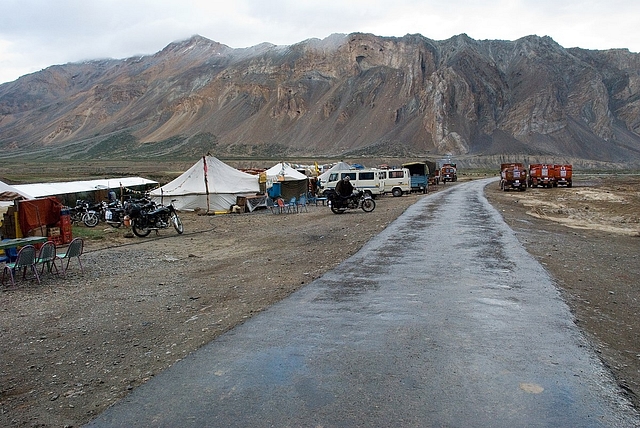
36;241;60;276
297;194;308;212
56;238;85;276
266;198;279;214
0;244;18;263
276;198;287;214
287;197;297;213
2;245;40;287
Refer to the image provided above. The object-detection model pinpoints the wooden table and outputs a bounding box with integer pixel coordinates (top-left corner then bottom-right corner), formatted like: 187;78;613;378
0;236;48;251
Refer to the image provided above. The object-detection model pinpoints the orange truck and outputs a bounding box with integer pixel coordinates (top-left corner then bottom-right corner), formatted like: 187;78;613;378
440;163;457;183
500;163;527;191
553;164;573;187
528;164;555;188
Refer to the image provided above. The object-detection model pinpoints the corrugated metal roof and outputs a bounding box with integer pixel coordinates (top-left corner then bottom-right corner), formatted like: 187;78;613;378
13;177;158;199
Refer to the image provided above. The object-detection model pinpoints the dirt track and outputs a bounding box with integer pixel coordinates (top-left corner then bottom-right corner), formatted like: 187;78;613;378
1;174;639;427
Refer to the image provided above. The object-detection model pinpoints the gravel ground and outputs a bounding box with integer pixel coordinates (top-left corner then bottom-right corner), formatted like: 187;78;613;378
1;174;639;427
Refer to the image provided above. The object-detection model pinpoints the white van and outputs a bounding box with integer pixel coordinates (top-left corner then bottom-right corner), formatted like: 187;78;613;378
378;168;411;197
320;169;383;197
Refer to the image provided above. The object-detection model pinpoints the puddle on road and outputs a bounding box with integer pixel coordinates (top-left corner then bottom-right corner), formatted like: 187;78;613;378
520;382;545;394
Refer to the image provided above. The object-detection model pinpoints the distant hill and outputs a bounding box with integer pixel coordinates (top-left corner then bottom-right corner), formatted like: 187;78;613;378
1;33;639;165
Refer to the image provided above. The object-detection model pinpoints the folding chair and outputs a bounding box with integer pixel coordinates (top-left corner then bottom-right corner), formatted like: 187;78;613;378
36;241;60;276
56;238;85;276
2;245;40;287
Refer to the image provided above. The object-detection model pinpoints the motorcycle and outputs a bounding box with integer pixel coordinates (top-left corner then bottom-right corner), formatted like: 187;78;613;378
102;200;126;228
125;198;184;237
69;199;101;227
325;189;376;214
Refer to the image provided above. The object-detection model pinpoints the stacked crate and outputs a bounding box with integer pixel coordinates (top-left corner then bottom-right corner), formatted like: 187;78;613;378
1;206;18;238
59;208;73;244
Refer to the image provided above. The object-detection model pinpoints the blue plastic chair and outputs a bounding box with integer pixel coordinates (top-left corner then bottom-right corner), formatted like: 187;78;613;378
297;194;308;212
286;197;297;213
0;243;18;263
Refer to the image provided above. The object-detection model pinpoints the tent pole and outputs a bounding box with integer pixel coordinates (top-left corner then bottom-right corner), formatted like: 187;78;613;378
203;155;211;214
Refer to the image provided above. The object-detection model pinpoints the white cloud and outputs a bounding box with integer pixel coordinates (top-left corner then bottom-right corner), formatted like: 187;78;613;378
0;0;638;84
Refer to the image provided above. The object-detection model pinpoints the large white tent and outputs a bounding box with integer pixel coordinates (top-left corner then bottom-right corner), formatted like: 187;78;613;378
149;156;259;212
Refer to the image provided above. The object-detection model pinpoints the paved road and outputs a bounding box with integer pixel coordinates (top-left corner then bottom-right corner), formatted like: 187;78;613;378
87;178;639;427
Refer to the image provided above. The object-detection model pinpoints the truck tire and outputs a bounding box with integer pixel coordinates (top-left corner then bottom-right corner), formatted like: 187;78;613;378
392;188;403;197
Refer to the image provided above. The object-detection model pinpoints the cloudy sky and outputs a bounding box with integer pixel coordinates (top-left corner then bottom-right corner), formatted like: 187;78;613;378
1;0;638;84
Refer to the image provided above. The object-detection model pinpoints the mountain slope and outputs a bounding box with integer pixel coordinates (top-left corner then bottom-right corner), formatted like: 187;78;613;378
1;33;639;163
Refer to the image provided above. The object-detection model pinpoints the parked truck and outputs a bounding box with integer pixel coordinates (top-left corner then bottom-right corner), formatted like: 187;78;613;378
440;163;458;183
402;161;430;194
528;164;555;188
500;163;527;191
553;164;573;187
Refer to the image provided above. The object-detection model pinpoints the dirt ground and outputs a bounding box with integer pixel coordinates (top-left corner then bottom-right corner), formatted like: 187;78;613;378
1;174;639;427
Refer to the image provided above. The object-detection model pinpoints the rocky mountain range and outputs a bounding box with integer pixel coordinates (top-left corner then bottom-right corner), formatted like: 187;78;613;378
1;32;639;164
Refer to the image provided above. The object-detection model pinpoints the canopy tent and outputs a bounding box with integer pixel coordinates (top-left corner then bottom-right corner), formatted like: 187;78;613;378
149;156;260;212
265;162;308;200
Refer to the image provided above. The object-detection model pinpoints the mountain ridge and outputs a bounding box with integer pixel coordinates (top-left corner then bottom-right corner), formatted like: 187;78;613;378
1;33;639;164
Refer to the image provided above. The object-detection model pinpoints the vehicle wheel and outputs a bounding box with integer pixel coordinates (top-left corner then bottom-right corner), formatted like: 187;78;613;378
132;221;151;237
392;188;403;197
83;212;99;227
567;182;572;188
361;199;376;212
330;205;345;214
172;213;184;234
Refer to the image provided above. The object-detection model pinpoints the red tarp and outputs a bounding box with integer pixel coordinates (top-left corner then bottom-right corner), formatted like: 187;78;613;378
18;197;63;235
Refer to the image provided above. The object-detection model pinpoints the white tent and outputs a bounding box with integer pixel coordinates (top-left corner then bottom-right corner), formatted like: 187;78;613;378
265;162;308;200
318;162;353;184
266;162;308;182
149;156;259;212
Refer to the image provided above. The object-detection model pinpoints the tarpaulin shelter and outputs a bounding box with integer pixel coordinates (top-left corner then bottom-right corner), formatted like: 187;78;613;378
265;162;309;200
0;180;32;207
13;177;157;206
149;156;260;212
18;197;63;237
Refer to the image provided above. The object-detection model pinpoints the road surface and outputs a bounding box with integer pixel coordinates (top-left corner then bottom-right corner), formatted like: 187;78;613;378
87;178;639;427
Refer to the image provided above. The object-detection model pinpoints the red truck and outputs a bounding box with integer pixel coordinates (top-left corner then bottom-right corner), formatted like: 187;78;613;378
500;163;527;191
553;164;573;187
528;164;555;188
